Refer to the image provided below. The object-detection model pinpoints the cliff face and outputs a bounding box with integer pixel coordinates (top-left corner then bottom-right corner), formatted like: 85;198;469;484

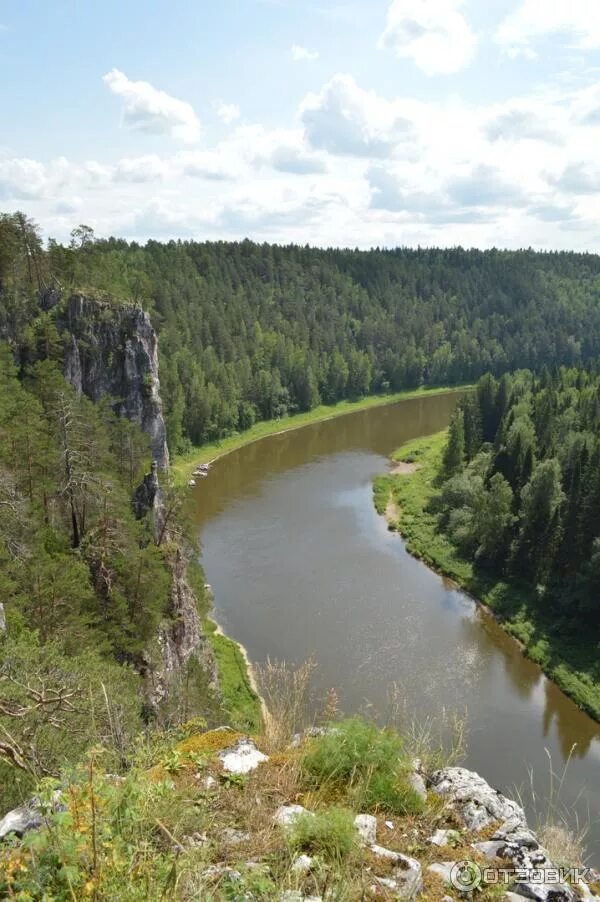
60;294;169;469
56;293;216;715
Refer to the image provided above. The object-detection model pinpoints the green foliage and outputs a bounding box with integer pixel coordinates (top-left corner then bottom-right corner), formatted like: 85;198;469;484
205;621;263;733
7;222;600;453
380;399;600;720
301;718;424;814
0;636;141;804
442;408;465;478
288;807;357;863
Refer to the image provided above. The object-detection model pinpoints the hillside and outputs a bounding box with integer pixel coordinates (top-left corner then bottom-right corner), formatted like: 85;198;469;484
4;213;600;455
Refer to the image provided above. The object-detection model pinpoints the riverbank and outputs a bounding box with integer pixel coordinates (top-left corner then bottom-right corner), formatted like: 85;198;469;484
173;385;470;485
374;432;600;722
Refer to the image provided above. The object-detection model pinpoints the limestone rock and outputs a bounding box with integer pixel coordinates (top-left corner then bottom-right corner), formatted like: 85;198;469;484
219;738;268;774
222;827;250;845
511;881;577;901
427;861;455;884
370;846;422;899
428;828;459;847
274;804;313;828
0;792;64;840
202;864;242;882
409;770;427;802
430;767;526;832
291;854;313;873
60;294;169;469
354;813;377;844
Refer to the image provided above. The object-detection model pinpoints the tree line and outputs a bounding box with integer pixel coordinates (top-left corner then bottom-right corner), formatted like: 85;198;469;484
4;211;600;453
440;367;600;632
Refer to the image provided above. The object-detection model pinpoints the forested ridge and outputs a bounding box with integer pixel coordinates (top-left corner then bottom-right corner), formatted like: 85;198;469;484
442;369;600;633
4;212;600;454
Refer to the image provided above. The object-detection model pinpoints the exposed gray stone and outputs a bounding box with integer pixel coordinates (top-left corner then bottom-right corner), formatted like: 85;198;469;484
354;813;377;844
409;770;428;801
427;861;455;884
472;839;509;859
60;294;169;469
291;854;313;873
430;767;526;832
274;804;313;828
511;881;577;901
219;738;268;774
0;792;64;840
222;827;250;845
428;828;459;847
202;864;242;881
370;846;422;898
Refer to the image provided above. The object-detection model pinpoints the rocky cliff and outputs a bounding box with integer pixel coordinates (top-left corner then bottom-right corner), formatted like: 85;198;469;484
56;292;216;714
59;294;169;469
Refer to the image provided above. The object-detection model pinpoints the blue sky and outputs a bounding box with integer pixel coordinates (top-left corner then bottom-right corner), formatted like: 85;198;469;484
1;0;600;248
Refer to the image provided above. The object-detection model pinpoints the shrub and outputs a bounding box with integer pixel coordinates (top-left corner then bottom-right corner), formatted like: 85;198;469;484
301;717;424;815
288;808;356;863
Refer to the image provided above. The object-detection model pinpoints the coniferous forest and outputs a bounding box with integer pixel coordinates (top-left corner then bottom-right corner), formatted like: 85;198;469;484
4;213;600;453
441;370;600;634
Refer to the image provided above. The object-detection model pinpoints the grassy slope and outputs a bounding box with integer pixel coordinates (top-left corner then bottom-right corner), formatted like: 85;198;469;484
172;385;470;485
374;432;600;722
204;618;263;734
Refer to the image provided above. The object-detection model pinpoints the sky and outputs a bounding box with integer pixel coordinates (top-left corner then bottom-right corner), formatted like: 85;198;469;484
1;0;600;249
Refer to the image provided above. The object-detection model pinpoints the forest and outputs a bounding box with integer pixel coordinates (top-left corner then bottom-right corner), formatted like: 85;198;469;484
439;369;600;634
4;212;600;453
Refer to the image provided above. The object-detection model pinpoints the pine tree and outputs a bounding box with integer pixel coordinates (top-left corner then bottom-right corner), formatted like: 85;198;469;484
442;409;465;478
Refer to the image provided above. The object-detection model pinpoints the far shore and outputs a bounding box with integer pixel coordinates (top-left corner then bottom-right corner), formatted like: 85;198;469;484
172;384;471;485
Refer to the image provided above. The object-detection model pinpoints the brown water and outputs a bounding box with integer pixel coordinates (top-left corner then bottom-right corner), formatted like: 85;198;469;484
189;393;600;860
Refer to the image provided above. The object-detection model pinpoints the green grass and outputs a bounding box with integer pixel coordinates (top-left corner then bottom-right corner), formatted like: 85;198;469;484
172;385;470;485
204;619;263;734
375;432;600;722
288;808;358;863
301;717;425;815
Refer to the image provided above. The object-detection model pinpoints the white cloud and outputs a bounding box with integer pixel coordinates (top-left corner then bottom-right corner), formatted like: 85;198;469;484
0;157;71;200
214;101;241;125
484;100;568;144
300;74;415;157
103;68;201;143
291;44;319;62
113;154;168;183
380;0;476;75
175;150;239;181
496;1;600;57
240;125;327;174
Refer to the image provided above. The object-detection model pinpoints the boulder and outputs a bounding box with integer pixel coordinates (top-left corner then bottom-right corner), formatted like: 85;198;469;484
219;738;268;775
354;813;377;844
428;828;459;847
0;792;64;840
409;771;427;802
430;767;526;832
274;804;313;828
370;846;422;898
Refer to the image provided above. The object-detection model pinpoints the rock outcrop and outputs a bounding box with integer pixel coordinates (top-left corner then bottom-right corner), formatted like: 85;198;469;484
55;293;217;715
59;294;169;469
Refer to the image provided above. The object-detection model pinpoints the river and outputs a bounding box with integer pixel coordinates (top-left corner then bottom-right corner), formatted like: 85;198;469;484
188;392;600;860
